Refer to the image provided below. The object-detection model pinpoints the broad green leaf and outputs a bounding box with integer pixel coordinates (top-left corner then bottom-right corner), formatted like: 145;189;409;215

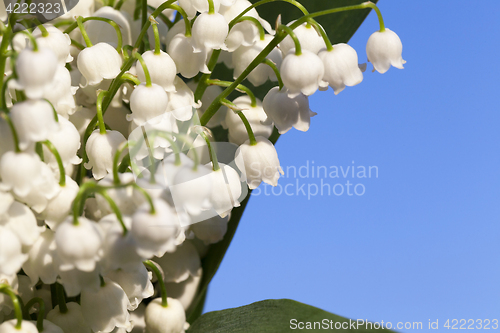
188;299;396;332
186;1;377;322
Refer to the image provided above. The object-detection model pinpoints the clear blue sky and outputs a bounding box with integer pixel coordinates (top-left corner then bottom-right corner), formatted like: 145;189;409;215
203;1;500;331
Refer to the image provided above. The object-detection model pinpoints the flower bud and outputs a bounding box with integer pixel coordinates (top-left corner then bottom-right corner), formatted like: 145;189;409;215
129;83;169;126
46;302;92;333
279;22;325;56
0;320;38;333
366;28;405;74
144;298;186;333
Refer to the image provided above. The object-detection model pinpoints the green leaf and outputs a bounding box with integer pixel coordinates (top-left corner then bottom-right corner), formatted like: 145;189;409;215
188;299;396;332
186;1;377;323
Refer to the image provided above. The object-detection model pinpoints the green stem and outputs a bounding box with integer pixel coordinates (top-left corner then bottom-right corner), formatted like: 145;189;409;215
0;284;23;329
113;141;129;185
17;30;38;51
236;110;257;145
96;189;128;235
131;184;156;214
278;25;301;55
1;75;13;110
96;90;107;135
66;17;124;51
25;297;45;332
44;99;59;123
55;283;68;314
207;0;215;14
365;1;385;31
168;4;192;37
36;142;45;161
37;24;49;37
70;39;85;50
262;58;283;90
72;181;97;225
307;18;333;51
121;72;141;86
42;140;66;186
115;0;126;10
207;79;257;107
233;16;265;40
150;17;161;55
199;129;219;171
143;260;168;307
0;24;12;109
0;113;21;152
134;52;152;87
76;16;92;47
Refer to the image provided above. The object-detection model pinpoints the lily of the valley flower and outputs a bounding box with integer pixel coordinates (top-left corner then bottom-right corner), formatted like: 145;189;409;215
366;28;406;74
77;43;123;86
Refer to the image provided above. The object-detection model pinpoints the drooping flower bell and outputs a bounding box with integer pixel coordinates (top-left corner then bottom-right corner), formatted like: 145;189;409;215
280;49;326;96
144;297;187;333
129;83;169;126
0;226;28;275
77;43;123;86
222;96;273;145
55;216;103;272
42;117;82;171
42;66;78;119
0;319;38;333
262;86;316;134
135;50;177;92
14;47;58;99
366;28;406;74
33;25;73;65
46;302;92;333
10;99;59;151
235;136;284;189
191;12;229;52
85;130;127;180
0;152;43;197
22;228;58;286
154;241;201;283
168;33;210;78
206;163;242;218
318;43;364;94
84;6;132;47
38;176;80;229
279;22;325;56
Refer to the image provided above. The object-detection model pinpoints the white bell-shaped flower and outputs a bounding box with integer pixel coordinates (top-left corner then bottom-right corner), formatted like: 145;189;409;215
42;66;78;119
220;0;273;52
0;320;38;333
14;47;58;99
166;77;198;121
279;22;325;56
0;152;43;197
55;216;103;272
178;0;221;19
38;176;79;229
171;164;213;217
77;43;123;86
165;267;202;310
46;302;92;333
191;12;229;52
57;266;101;297
33;25;73;65
262;87;316;134
22;228;57;286
366;28;405;74
43;117;82;171
144;298;186;333
281;49;326;96
191;214;229;245
85;130;127;180
10;99;59;150
80;278;131;333
129;83;169;126
207;163;241;217
131;199;181;258
318;43;363;94
155;241;200;283
235;136;283;189
84;6;132;47
232;34;282;86
100;214;143;271
0;226;28;275
168;33;210;78
221;95;273;145
2;201;43;247
135;50;177;92
106;263;154;311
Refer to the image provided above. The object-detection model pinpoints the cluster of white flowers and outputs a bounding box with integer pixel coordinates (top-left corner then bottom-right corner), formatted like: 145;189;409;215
0;0;404;332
